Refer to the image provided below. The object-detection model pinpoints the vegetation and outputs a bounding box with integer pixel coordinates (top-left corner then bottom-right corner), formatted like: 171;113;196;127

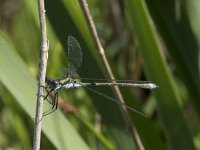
0;0;199;149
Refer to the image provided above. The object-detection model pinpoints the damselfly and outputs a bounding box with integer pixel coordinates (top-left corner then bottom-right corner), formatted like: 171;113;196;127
43;36;158;117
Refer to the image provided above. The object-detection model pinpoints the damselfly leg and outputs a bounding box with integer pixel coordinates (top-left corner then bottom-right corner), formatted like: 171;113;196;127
42;92;58;117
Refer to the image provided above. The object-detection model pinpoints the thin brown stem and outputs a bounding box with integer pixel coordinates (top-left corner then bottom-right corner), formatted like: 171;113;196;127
33;0;49;149
78;0;144;149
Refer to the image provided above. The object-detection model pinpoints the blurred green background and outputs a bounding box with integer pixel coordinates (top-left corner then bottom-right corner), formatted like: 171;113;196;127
0;0;199;149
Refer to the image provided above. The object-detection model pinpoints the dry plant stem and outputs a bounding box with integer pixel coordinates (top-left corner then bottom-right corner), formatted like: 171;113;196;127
33;0;48;150
78;0;144;149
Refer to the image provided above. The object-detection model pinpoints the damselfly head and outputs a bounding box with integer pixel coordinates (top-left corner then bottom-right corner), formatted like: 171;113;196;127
45;77;61;90
45;77;54;87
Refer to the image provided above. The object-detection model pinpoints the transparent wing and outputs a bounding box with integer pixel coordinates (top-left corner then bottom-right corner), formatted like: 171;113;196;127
68;36;82;71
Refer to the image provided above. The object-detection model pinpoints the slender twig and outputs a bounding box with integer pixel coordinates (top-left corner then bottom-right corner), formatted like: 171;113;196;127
33;0;48;149
78;0;144;149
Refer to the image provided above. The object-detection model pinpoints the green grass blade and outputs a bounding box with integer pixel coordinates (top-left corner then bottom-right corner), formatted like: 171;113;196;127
146;0;200;115
125;0;196;149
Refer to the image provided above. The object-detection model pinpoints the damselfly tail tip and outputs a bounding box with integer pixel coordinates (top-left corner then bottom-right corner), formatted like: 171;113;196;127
149;83;158;89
